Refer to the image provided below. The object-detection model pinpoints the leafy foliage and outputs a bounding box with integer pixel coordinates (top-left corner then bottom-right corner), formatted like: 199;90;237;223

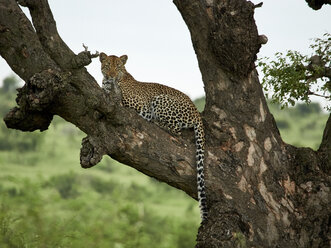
258;33;330;110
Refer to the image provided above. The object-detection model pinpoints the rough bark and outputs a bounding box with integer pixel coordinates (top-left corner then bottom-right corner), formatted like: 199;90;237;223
0;0;330;247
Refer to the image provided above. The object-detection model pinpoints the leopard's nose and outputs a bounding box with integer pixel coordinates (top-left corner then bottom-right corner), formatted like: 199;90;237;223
109;70;117;78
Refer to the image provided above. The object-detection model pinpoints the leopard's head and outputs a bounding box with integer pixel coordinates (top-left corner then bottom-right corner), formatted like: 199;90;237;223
99;53;128;83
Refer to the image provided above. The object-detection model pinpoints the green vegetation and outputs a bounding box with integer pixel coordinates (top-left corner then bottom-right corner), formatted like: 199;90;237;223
0;76;328;247
258;33;330;110
267;101;328;148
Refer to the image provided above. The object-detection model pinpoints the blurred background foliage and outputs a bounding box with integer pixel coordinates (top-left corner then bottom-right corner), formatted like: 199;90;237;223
0;75;329;247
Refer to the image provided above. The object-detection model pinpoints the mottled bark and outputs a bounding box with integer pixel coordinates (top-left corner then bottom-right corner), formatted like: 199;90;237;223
0;0;329;247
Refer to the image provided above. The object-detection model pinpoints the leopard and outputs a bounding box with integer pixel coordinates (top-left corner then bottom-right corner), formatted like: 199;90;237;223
99;52;208;221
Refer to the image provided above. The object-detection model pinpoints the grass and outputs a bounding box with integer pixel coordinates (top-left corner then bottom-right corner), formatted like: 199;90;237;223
267;102;328;149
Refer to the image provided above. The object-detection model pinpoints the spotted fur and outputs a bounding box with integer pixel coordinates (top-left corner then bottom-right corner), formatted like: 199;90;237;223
99;53;208;221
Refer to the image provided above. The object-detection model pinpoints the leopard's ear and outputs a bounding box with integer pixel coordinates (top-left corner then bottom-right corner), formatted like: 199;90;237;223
99;52;107;62
120;55;128;65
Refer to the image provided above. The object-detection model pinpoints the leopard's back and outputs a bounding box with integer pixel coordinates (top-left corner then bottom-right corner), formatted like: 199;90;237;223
119;81;183;110
120;81;200;126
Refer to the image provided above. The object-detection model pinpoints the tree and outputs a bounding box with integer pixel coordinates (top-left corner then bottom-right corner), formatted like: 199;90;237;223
258;33;331;110
1;75;20;93
0;0;329;247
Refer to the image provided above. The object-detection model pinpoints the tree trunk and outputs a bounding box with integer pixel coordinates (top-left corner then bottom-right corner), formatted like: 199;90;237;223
0;0;329;247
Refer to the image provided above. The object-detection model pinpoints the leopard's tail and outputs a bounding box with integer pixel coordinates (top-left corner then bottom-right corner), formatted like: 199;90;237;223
194;122;208;221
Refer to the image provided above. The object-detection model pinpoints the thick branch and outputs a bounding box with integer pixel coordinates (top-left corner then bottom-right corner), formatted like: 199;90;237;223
318;114;331;172
0;0;58;80
305;0;331;10
173;0;273;139
4;69;61;131
17;0;96;69
307;55;331;80
4;107;52;131
174;0;264;78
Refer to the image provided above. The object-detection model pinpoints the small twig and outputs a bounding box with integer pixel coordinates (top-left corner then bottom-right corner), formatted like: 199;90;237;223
91;51;99;58
253;2;263;8
82;43;88;52
308;91;331;99
82;43;99;58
